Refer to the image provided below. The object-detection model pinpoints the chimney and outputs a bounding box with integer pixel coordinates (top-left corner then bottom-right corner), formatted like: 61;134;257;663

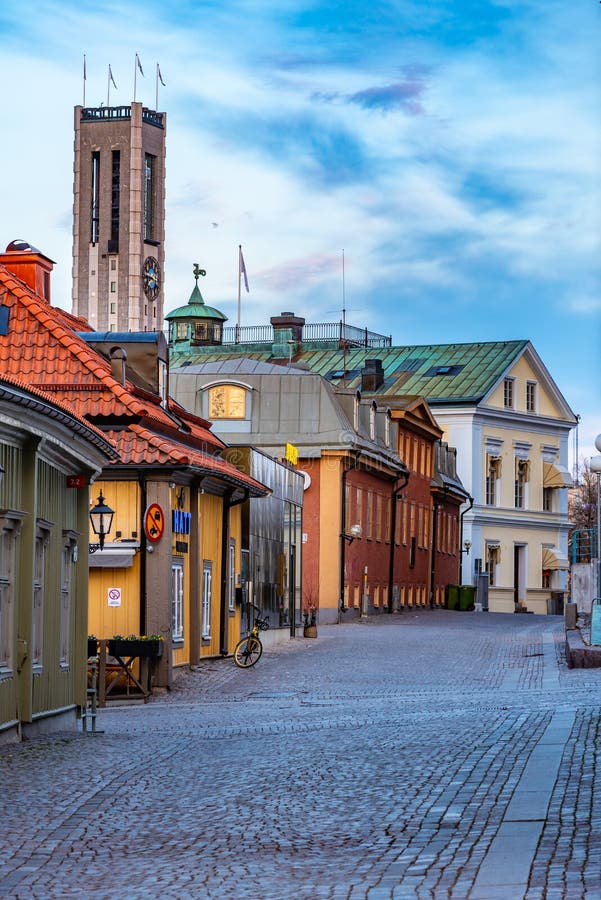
361;358;384;392
270;311;305;359
0;240;55;303
109;346;127;387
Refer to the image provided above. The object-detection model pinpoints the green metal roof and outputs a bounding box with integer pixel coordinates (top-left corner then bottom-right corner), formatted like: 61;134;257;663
169;339;530;405
165;284;227;322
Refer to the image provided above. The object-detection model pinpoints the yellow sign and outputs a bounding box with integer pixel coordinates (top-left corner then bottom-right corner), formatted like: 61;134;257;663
285;442;299;465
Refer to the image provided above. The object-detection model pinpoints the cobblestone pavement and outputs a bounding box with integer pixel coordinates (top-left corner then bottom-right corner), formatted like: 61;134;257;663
1;610;601;899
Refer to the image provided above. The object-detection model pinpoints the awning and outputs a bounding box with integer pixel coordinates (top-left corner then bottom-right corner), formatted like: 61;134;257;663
543;461;572;489
88;543;138;568
542;547;569;570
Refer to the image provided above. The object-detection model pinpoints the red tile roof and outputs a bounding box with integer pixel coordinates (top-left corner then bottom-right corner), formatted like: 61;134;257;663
0;263;268;496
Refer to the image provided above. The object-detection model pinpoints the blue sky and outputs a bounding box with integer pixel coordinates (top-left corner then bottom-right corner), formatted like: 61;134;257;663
1;0;599;459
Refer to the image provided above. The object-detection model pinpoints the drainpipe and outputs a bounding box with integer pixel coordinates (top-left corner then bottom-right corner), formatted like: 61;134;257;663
459;494;474;584
138;472;148;636
388;471;410;613
220;488;249;656
339;449;361;623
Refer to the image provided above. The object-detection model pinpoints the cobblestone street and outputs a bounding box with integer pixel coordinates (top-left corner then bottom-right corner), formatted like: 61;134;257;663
1;610;601;899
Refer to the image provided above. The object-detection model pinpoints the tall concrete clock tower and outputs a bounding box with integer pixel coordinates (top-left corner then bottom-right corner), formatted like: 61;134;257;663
72;102;166;332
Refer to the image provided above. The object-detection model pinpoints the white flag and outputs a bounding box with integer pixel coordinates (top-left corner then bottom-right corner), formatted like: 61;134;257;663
239;247;249;292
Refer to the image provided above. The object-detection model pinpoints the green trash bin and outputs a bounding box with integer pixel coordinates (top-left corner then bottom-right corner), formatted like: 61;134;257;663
446;584;460;610
459;584;476;611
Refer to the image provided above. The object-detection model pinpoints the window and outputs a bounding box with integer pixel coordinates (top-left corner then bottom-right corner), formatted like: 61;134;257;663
503;378;514;408
0;520;19;673
542;568;551;589
369;403;376;440
515;458;530;509
384;414;390;447
110;302;116;314
375;494;382;541
32;522;52;669
208;384;246;420
385;497;391;543
91;151;100;243
543;487;553;512
59;533;77;667
486;545;500;587
526;381;537;412
228;540;236;613
366;491;373;539
202;560;212;640
110;149;120;246
143;153;156;241
171;559;184;642
176;323;188;340
193;322;222;344
356;487;363;529
486;455;501;506
110;282;116;293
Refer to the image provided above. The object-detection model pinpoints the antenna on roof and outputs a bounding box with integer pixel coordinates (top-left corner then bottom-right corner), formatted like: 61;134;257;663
342;248;347;386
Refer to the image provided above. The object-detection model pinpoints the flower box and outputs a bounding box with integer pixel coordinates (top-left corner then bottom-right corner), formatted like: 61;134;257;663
108;639;163;659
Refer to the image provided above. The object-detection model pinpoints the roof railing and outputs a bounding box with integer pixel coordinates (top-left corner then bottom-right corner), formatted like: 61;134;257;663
220;321;392;348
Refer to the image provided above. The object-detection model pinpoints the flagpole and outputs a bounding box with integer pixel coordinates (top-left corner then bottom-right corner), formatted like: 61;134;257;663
83;54;86;106
156;63;159;111
237;245;242;343
134;55;137;101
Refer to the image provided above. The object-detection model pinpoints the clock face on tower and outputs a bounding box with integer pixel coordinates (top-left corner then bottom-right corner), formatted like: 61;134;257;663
142;256;161;301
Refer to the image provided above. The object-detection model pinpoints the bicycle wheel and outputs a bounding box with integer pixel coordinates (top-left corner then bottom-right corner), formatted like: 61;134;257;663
233;635;263;668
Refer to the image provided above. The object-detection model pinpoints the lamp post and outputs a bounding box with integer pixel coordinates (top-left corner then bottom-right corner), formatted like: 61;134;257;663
89;491;115;552
590;435;601;599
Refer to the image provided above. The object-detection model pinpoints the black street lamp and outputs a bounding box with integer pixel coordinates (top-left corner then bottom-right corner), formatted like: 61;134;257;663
89;492;115;552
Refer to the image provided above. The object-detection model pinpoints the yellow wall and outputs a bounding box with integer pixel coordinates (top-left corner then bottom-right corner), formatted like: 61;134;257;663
199;492;223;658
88;480;143;640
486;356;562;419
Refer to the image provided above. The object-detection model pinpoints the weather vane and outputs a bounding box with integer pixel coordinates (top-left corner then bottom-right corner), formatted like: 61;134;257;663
193;263;207;284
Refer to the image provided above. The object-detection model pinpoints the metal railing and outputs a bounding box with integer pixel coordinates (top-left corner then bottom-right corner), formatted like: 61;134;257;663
81;107;164;128
221;321;392;347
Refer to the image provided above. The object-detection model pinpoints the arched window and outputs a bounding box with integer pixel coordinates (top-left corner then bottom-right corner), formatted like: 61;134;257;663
208;384;246;419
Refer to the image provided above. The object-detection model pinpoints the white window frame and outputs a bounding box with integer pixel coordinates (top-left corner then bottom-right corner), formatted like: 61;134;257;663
32;520;53;670
202;560;213;640
0;513;22;676
59;533;77;669
171;558;184;642
526;380;537;413
503;377;515;409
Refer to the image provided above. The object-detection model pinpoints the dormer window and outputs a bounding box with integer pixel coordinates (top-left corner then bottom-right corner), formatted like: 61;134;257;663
369;401;377;440
504;377;514;408
209;384;246;419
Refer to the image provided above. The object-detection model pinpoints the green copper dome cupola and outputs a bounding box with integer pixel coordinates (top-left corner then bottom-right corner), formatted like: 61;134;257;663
166;264;228;346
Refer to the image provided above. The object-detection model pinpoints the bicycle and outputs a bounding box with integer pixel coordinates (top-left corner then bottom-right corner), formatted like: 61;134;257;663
233;611;270;668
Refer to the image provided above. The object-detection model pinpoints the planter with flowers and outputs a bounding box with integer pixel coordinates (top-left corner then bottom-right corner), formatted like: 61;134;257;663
108;634;164;658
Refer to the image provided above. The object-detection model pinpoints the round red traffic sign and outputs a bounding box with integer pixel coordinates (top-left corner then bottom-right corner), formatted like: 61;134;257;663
144;503;165;543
